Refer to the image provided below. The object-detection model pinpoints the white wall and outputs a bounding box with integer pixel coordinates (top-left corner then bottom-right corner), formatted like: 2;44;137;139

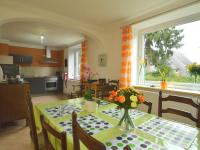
87;28;121;80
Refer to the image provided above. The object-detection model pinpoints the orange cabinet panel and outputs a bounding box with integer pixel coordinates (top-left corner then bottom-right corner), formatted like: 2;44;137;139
0;43;64;67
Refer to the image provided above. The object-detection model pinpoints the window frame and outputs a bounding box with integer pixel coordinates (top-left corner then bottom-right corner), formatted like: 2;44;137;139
74;49;81;80
68;44;81;80
135;11;200;91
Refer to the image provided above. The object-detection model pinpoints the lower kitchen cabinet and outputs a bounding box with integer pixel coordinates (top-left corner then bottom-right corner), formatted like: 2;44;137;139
24;77;63;94
0;82;29;124
57;78;63;92
24;77;45;94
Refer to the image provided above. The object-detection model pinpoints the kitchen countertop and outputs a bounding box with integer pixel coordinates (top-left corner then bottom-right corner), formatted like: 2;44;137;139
23;76;59;78
0;81;29;85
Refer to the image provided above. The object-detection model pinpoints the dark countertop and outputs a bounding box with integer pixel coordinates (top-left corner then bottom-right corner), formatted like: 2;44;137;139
24;76;58;78
0;81;30;85
24;76;47;79
24;76;63;80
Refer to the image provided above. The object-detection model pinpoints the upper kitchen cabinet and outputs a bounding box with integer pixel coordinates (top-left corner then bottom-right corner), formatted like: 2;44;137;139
0;43;64;67
12;54;32;64
0;55;13;64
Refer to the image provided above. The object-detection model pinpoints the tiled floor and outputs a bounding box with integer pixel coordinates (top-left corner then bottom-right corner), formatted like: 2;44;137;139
0;94;68;150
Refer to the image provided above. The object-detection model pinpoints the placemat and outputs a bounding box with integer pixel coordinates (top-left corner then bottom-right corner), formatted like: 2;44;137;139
137;117;198;149
102;108;145;120
105;133;167;150
45;104;82;118
58;114;113;135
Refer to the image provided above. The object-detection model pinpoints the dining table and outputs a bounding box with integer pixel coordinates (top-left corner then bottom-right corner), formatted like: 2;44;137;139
34;98;200;150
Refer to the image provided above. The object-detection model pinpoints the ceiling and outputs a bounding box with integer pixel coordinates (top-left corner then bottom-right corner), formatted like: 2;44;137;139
14;0;198;26
0;21;84;48
0;0;198;48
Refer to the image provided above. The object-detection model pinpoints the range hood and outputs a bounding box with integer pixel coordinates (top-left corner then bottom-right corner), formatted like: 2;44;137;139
41;46;58;64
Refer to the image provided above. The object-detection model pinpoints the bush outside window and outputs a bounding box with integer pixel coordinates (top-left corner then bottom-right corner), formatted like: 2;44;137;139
141;20;200;90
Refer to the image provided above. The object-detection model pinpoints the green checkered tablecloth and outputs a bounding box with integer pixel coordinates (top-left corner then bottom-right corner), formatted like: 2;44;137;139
34;98;200;150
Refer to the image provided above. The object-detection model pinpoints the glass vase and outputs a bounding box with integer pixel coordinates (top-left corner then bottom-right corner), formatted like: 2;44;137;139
118;108;134;131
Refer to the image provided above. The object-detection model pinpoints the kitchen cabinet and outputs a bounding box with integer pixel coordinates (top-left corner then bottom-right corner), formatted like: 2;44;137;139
24;77;63;94
24;77;45;94
57;78;63;92
12;55;32;64
0;82;29;124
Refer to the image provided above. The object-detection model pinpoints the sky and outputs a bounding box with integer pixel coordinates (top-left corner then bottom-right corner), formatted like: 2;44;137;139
176;20;200;63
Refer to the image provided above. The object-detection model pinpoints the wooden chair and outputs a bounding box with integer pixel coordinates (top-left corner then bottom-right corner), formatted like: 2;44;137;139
40;115;67;150
143;101;152;114
124;145;131;150
100;80;119;99
96;78;107;98
98;78;106;85
108;79;119;91
72;111;106;150
25;92;39;150
97;84;109;99
70;84;85;98
158;91;200;128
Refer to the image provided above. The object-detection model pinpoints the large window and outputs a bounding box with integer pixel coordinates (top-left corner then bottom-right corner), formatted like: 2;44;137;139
140;20;200;90
68;45;81;80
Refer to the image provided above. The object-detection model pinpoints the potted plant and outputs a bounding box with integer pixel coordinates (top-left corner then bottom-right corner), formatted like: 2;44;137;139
158;67;170;90
187;63;200;83
83;90;97;112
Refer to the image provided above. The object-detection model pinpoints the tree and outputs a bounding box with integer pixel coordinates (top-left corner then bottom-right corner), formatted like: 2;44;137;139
144;27;184;73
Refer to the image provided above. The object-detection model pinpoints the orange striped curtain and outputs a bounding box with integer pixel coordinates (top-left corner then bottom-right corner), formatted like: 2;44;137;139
120;26;133;88
80;41;88;82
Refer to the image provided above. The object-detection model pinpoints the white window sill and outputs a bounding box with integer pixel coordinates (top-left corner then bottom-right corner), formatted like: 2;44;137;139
133;84;200;97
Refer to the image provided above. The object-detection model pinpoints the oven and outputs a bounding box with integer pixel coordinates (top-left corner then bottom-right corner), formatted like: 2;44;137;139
45;77;58;91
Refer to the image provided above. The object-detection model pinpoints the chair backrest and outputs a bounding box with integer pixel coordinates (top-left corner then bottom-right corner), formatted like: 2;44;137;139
72;112;106;150
100;84;111;99
108;79;119;90
158;91;200;128
123;145;131;150
40;115;67;150
98;78;106;85
71;84;85;98
143;101;152;114
25;92;39;150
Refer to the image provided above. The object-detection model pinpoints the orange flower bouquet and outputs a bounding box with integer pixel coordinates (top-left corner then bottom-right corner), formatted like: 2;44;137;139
108;87;144;130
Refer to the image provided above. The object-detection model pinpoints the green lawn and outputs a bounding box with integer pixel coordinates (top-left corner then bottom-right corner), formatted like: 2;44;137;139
145;72;200;83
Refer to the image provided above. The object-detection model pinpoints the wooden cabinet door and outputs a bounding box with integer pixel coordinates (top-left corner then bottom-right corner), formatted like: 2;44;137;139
13;55;22;64
0;83;29;123
22;55;32;64
13;55;32;64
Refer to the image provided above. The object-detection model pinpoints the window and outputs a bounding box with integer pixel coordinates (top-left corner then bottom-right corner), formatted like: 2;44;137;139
68;45;81;80
139;20;200;90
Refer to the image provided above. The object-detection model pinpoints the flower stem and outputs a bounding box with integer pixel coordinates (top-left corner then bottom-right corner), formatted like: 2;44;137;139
118;108;134;130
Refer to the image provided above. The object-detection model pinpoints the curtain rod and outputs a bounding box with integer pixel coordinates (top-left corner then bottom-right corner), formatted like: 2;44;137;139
120;0;200;29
